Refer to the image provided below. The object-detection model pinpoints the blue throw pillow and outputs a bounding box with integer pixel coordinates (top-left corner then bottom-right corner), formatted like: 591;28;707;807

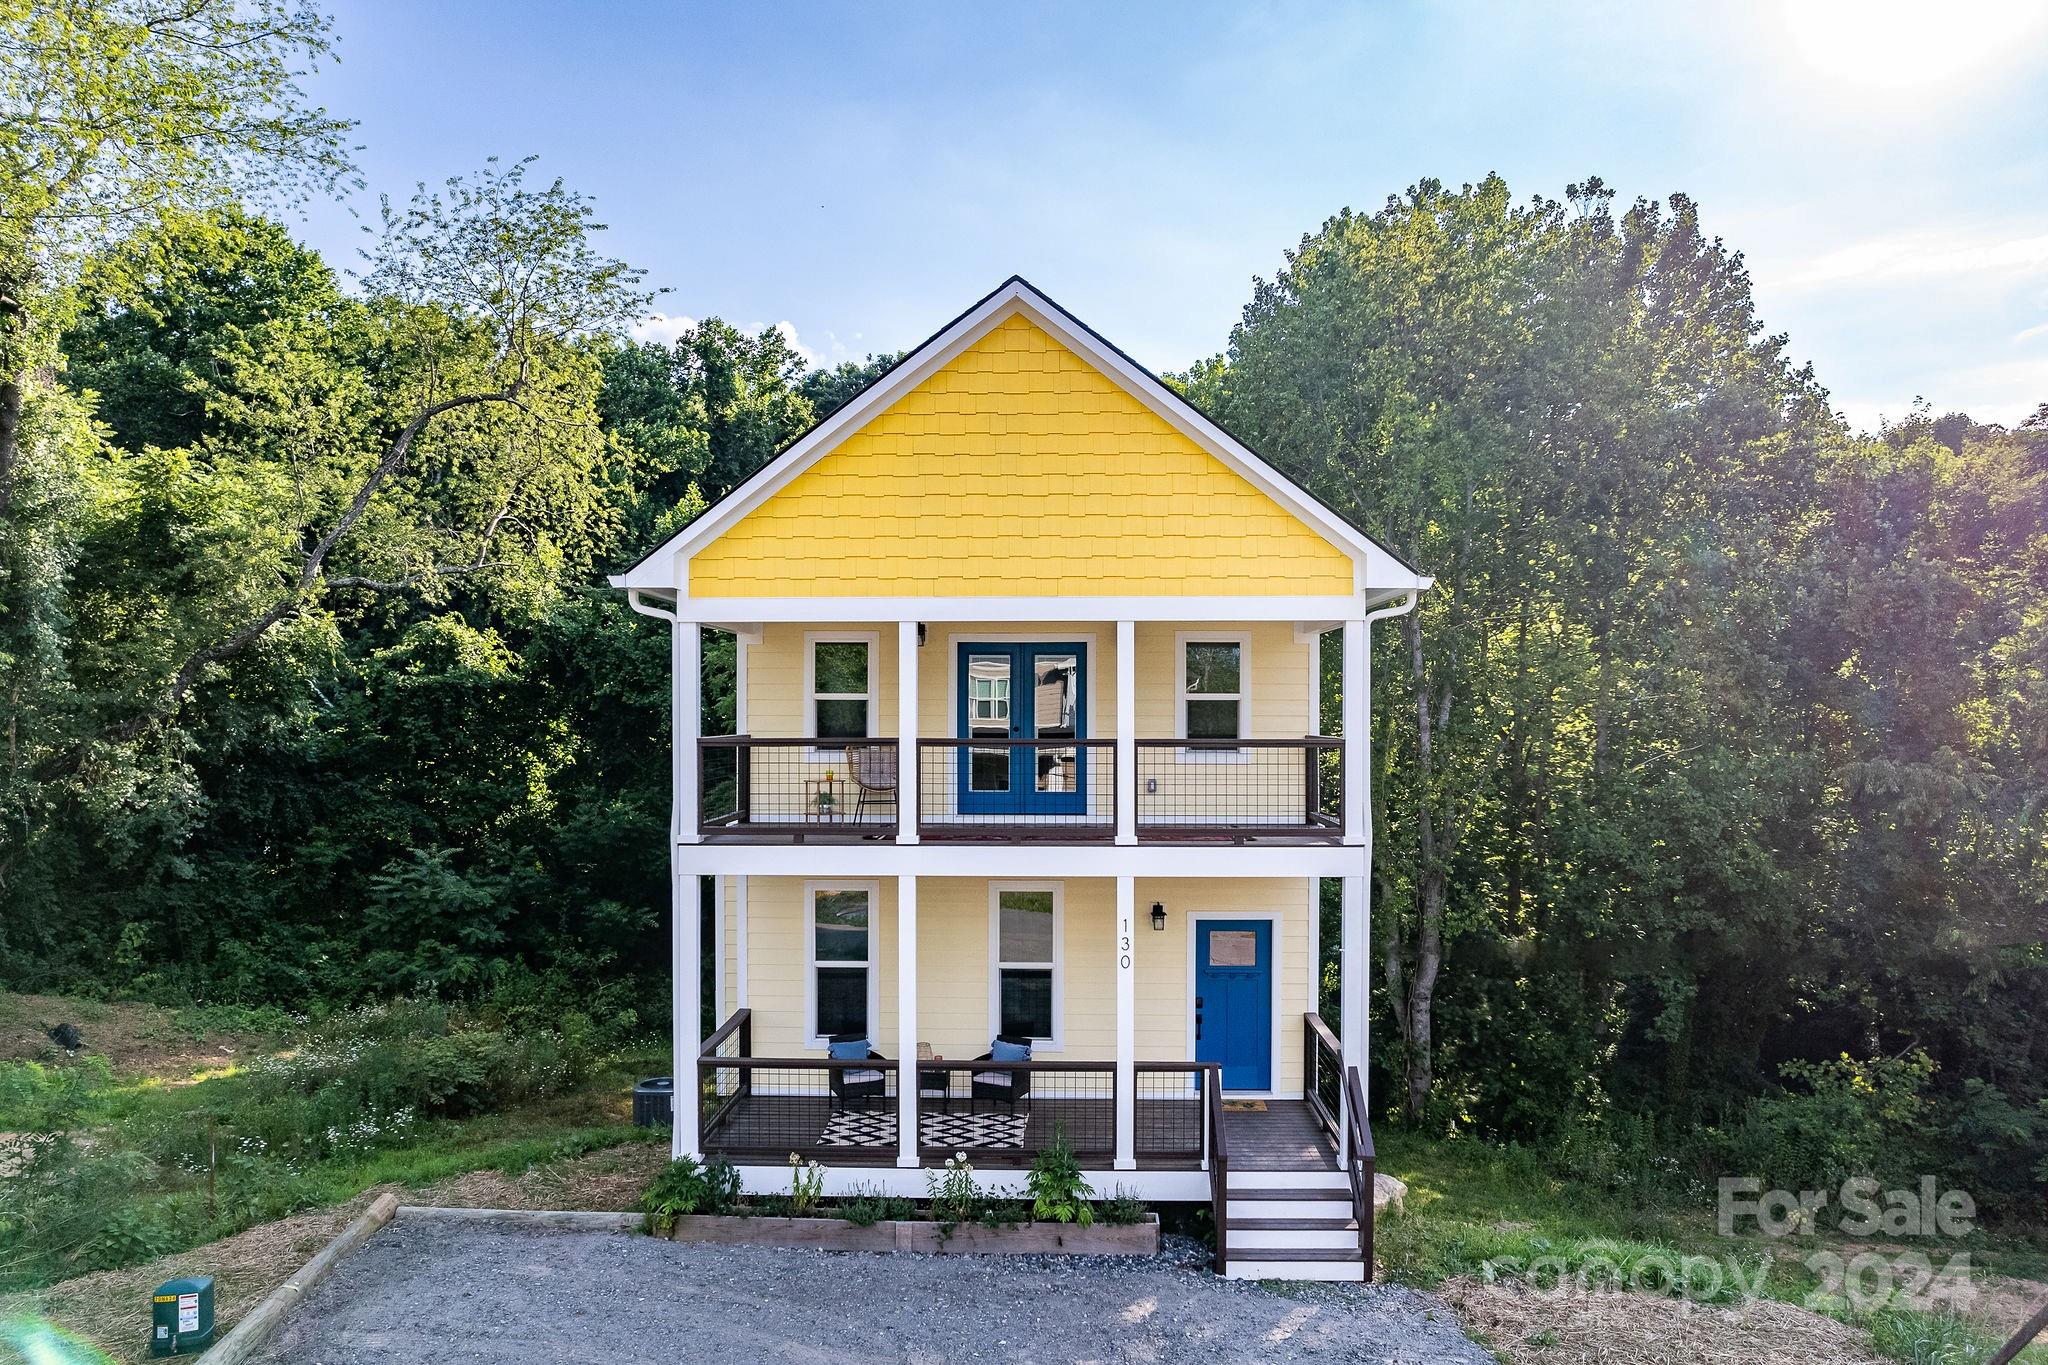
990;1039;1032;1063
827;1038;870;1060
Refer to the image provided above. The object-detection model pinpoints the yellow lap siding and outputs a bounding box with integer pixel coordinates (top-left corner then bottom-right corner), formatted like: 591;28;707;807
688;316;1354;597
730;875;1314;1097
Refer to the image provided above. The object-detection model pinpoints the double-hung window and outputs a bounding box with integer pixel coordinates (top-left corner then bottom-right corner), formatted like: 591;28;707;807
990;884;1061;1045
807;635;874;745
1179;636;1246;744
809;883;875;1042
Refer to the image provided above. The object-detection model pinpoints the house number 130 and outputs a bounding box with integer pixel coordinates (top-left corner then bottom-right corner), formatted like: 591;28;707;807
1119;917;1132;970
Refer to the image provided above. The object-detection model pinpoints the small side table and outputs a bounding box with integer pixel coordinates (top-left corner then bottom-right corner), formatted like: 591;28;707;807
803;777;846;822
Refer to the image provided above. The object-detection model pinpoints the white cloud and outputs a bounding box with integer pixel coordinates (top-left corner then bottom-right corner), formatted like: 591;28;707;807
632;312;697;346
1781;229;2048;290
1837;357;2048;433
2014;321;2048;346
772;319;820;366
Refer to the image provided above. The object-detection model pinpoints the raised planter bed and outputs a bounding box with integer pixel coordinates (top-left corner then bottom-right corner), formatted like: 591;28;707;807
665;1212;1160;1257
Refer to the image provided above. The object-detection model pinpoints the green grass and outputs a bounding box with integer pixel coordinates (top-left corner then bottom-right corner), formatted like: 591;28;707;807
1374;1130;2048;1364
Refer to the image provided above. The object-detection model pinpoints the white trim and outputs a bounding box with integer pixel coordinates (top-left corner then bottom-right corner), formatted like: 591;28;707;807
803;879;883;1049
1115;621;1136;845
1114;875;1136;1169
712;873;726;1022
896;873;919;1168
987;880;1065;1051
735;633;750;734
1176;630;1251;763
651;593;1425;626
735;874;749;1010
675;841;1365;878
608;280;1427;595
1184;909;1286;1096
803;630;879;758
725;1163;1210;1202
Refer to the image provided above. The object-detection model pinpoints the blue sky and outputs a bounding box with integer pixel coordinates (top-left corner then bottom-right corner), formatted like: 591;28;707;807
301;1;2048;431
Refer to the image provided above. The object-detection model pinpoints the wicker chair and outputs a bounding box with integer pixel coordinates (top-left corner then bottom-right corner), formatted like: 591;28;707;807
826;1032;889;1111
845;744;898;825
969;1034;1034;1114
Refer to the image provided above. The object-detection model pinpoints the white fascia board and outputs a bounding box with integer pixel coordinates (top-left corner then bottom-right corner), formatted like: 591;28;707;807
674;840;1363;879
658;594;1382;625
610;278;1431;597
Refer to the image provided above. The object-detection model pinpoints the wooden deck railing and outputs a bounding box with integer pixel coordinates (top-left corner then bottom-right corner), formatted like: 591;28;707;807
1207;1069;1230;1275
1345;1064;1377;1282
1304;1012;1344;1144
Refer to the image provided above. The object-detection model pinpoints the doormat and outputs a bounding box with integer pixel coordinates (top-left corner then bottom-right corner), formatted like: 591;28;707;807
816;1109;1029;1150
1222;1100;1269;1113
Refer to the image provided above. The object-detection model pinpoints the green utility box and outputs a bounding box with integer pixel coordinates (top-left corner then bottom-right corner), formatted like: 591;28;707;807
150;1275;215;1356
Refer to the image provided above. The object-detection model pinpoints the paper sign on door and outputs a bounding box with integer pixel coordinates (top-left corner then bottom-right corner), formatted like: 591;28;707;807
1209;931;1257;966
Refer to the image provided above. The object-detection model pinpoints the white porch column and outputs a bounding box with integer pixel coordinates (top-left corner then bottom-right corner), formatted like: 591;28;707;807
1115;875;1136;1169
897;621;919;843
1115;621;1136;845
897;874;920;1167
673;620;704;1159
1341;620;1367;847
1338;618;1371;1162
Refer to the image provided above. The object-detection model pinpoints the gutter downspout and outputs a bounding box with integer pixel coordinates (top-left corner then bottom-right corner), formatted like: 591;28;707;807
628;587;699;1158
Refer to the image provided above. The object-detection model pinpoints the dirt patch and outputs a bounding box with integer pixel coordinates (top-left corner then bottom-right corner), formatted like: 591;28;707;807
0;992;278;1079
1968;1273;2048;1342
1438;1278;1886;1364
408;1140;668;1213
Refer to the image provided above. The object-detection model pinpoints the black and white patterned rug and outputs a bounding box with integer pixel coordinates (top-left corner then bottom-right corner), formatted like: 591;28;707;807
815;1108;1029;1150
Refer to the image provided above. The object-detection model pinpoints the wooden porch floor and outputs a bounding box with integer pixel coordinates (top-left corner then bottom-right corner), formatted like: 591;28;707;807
1224;1100;1339;1171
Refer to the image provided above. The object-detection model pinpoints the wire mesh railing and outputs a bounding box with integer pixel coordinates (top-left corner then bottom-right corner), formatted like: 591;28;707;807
699;736;900;837
1134;738;1342;839
916;739;1116;839
697;1051;903;1162
915;1061;1116;1161
1134;1063;1213;1161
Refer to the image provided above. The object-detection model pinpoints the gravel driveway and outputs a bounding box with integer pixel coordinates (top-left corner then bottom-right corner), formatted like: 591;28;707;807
253;1217;1496;1364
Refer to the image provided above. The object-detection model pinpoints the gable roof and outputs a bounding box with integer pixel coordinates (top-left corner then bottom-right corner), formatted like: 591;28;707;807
609;276;1427;595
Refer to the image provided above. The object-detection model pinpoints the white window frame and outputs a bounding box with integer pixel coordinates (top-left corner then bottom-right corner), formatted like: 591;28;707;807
1176;631;1251;763
804;630;879;759
988;880;1064;1051
805;879;881;1049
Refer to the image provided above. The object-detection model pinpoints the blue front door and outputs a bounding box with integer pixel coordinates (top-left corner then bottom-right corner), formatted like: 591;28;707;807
1195;920;1273;1090
956;643;1086;817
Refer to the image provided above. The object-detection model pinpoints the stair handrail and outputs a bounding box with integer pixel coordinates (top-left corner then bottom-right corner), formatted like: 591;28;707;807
1345;1064;1376;1281
1206;1064;1229;1275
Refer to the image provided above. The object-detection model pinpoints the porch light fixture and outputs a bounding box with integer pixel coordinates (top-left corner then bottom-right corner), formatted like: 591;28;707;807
1150;902;1166;932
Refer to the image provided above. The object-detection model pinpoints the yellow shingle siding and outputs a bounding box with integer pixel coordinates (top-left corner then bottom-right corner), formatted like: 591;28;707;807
688;315;1355;597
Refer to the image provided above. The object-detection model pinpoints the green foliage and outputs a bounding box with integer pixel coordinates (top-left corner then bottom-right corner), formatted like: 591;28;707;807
785;1153;826;1217
639;1155;741;1231
837;1183;915;1227
1713;1052;1939;1196
1024;1127;1095;1226
925;1152;982;1227
1097;1185;1148;1226
0;1005;624;1290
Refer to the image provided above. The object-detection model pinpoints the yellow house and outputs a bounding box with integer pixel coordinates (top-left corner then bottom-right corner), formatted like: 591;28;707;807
610;278;1431;1279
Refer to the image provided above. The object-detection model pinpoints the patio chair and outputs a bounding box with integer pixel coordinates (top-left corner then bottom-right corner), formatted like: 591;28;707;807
969;1034;1034;1114
845;744;897;826
826;1032;889;1111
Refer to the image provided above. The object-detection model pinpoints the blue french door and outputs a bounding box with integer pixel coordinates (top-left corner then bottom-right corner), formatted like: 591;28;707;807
956;643;1087;817
1195;920;1273;1090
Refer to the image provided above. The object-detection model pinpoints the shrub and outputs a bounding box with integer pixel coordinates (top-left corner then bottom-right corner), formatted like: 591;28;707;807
639;1155;741;1232
1025;1127;1094;1226
1714;1051;1937;1195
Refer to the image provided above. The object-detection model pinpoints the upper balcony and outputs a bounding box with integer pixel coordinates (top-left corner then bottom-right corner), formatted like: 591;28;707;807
698;734;1342;844
689;619;1348;847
